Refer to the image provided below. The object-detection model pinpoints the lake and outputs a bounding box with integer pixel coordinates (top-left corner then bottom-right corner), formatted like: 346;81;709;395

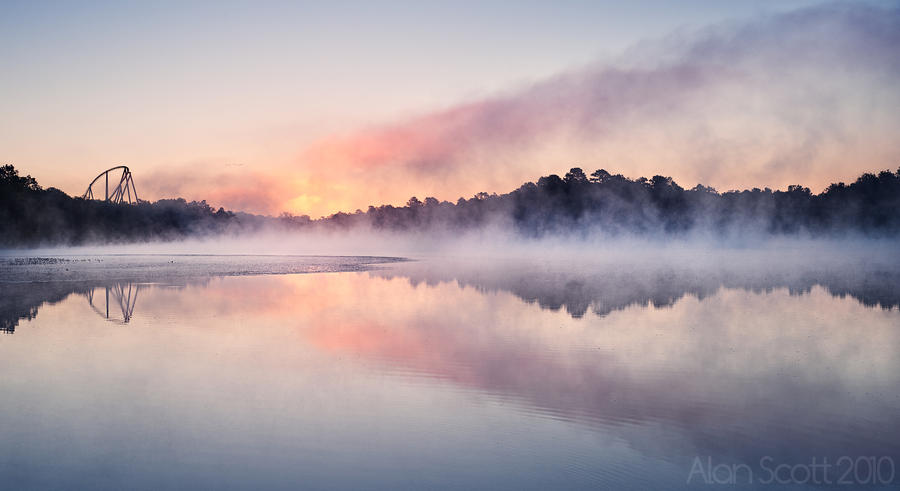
1;253;899;490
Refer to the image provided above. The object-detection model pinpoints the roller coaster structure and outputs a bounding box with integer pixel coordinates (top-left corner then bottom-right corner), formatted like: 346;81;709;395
83;166;139;204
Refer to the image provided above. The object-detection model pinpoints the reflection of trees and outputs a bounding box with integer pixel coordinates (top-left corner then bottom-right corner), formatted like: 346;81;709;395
0;279;208;333
1;281;142;332
1;282;94;334
373;258;900;318
1;305;37;334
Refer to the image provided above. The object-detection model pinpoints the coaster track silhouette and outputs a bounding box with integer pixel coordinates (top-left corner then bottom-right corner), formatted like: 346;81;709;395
82;166;139;204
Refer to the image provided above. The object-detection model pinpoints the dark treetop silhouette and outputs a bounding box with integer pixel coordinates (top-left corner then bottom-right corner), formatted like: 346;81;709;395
2;164;899;246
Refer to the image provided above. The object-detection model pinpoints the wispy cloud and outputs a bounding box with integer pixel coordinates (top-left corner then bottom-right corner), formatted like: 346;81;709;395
296;3;900;210
149;3;900;216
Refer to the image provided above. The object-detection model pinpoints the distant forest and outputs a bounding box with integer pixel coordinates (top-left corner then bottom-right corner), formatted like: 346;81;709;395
2;164;899;246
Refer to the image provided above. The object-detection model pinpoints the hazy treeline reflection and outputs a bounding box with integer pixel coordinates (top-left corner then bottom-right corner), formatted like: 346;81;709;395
4;251;898;331
0;281;92;333
372;254;900;318
0;279;208;333
0;255;402;333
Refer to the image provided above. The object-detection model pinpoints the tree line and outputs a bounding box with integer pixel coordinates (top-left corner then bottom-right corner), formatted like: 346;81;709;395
299;166;900;238
2;163;899;246
1;164;239;246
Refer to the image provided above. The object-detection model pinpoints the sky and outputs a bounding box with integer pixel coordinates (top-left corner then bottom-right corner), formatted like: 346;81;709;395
1;0;898;217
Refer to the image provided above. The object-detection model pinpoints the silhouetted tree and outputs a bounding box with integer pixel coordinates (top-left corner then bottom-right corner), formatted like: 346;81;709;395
589;169;612;183
0;164;40;192
564;167;588;183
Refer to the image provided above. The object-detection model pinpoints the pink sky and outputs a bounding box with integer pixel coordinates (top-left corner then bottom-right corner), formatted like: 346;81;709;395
3;2;898;217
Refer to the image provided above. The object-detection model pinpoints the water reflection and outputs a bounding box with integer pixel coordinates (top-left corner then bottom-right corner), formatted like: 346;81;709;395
4;255;898;332
0;279;210;333
305;272;900;473
1;281;93;334
1;257;899;489
85;282;140;324
373;256;900;317
0;254;401;334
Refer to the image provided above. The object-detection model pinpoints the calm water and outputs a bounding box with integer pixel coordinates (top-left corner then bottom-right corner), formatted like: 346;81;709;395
1;254;899;490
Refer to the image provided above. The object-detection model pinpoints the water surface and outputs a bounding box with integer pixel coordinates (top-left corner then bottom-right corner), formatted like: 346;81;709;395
1;254;898;489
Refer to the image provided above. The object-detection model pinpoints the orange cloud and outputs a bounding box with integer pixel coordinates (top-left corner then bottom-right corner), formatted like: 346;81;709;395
139;166;295;214
302;101;497;171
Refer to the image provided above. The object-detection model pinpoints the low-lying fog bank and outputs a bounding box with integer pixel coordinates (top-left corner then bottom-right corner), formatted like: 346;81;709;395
2;228;897;262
